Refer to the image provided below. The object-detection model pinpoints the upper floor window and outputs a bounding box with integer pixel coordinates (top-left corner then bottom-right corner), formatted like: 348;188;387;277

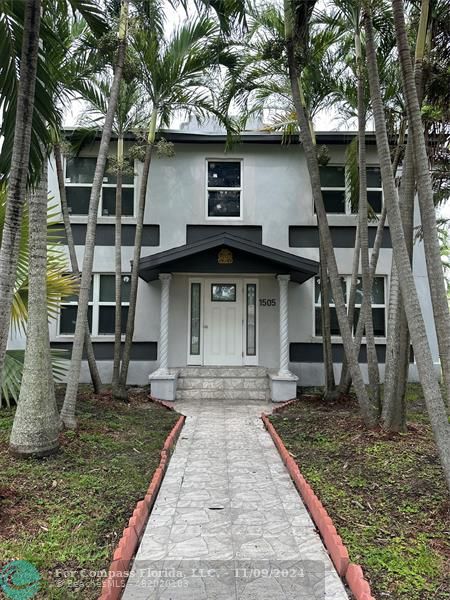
65;157;134;217
319;165;382;215
59;273;131;336
314;275;386;337
207;160;242;218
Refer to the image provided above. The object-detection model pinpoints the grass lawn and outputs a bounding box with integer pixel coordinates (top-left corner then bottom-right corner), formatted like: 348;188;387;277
0;386;179;599
270;384;450;600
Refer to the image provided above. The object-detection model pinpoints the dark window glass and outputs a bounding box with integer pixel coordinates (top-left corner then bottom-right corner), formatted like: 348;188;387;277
98;305;129;334
211;284;236;302
99;275;131;302
246;284;256;355
103;165;134;185
190;283;201;355
353;308;385;336
367;167;382;188
315;307;340;336
319;166;345;187
354;276;384;304
208;161;240;187
102;188;134;216
315;277;346;304
322;190;346;213
66;187;90;215
367;190;382;213
208;190;241;217
66;157;96;183
60;305;92;334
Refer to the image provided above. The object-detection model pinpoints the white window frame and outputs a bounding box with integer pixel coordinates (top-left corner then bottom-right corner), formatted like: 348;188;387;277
57;273;130;339
205;158;243;220
64;156;136;220
319;164;383;216
313;275;387;340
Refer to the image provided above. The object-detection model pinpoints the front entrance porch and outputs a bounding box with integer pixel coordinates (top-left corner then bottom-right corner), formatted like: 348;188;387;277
138;233;319;402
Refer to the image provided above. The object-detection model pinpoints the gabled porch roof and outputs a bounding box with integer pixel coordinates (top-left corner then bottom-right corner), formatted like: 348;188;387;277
138;232;319;284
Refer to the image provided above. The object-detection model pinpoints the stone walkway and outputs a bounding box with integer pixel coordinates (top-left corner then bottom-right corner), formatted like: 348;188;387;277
123;399;349;600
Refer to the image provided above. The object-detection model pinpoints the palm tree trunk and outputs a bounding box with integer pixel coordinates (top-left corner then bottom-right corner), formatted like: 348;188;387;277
112;134;124;390
0;0;41;388
284;0;378;427
356;27;380;410
60;0;129;428
117;111;157;397
343;206;387;392
338;224;360;394
319;240;336;398
54;142;103;393
364;4;450;490
9;156;60;457
382;141;415;431
392;0;450;402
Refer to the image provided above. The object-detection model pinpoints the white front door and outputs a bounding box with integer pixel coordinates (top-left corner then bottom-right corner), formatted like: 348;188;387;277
204;280;243;365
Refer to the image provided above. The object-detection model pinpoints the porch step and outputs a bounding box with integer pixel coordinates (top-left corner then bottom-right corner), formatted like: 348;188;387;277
175;366;270;401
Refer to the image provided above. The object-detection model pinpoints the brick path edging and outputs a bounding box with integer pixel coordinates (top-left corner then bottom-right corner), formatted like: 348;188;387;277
98;414;186;600
271;398;300;413
148;395;176;411
261;412;376;600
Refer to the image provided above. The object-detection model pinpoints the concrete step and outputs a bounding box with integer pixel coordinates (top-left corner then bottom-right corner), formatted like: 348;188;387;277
176;389;269;401
177;376;268;391
179;366;268;378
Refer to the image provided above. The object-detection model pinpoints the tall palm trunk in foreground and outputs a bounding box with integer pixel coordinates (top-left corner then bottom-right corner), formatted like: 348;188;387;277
284;0;378;427
0;0;41;388
61;0;129;428
356;24;380;410
319;241;336;398
382;141;415;431
116;111;157;398
392;0;450;402
54;143;103;393
364;4;450;490
9;158;60;457
112;134;124;389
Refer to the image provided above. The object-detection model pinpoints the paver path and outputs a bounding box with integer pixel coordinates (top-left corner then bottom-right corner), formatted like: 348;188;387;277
123;399;349;599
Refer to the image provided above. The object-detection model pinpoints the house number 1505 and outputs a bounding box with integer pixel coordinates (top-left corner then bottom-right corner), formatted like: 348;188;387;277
259;298;277;306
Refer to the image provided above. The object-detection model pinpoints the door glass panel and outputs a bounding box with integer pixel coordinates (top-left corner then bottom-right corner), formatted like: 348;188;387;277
190;283;201;355
246;284;256;356
211;284;236;302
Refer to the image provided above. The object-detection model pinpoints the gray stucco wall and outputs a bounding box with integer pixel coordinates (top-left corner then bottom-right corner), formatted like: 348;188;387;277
7;138;438;387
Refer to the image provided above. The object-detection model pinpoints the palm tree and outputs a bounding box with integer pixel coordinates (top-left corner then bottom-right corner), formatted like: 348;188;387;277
60;0;130;428
115;16;225;397
0;185;77;407
391;0;450;402
0;0;44;404
363;0;450;489
75;74;150;391
9;157;60;457
0;0;105;396
283;0;379;426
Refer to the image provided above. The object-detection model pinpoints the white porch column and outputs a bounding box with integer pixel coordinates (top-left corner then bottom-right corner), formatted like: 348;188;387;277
158;273;171;373
277;274;290;375
148;273;178;401
269;274;298;402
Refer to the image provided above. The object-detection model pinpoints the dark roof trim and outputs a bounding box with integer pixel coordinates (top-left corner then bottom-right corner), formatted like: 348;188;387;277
62;127;378;146
138;232;319;283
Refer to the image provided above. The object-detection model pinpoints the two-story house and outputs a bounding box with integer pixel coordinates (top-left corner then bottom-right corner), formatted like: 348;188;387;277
12;127;436;402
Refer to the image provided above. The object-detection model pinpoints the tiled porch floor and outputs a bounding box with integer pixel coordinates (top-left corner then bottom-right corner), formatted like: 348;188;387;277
122;399;349;599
